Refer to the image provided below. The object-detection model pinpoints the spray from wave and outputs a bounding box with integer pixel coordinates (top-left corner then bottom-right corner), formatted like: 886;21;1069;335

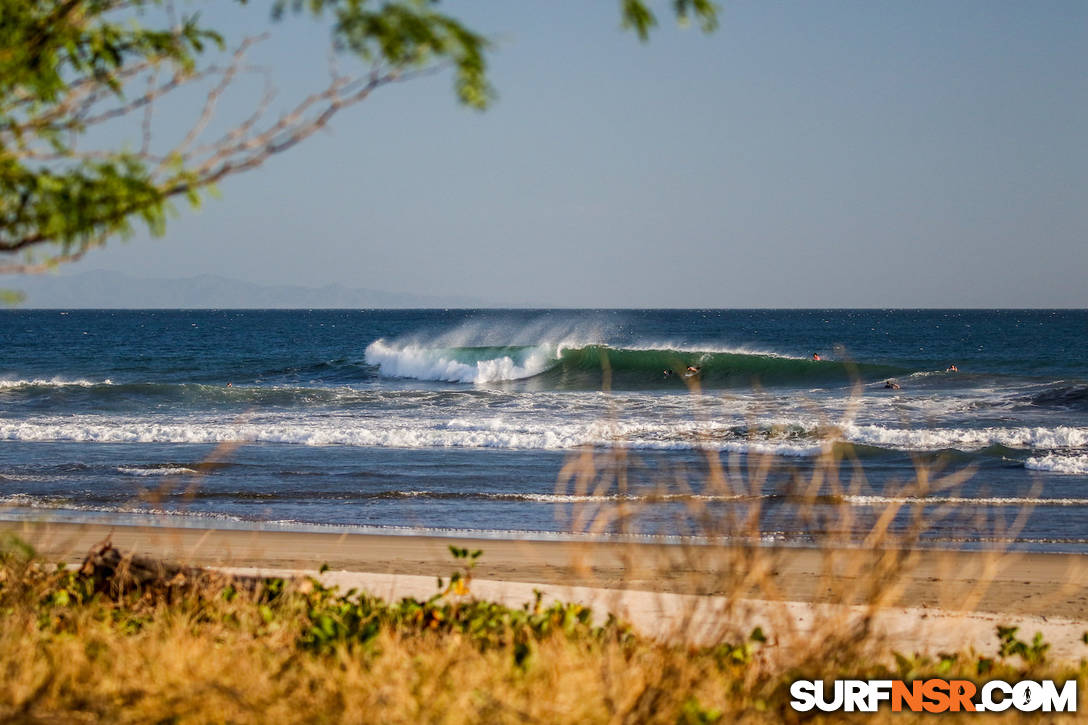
364;340;559;384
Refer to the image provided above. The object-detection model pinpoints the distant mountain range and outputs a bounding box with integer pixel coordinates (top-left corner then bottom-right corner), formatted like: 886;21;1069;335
8;270;493;309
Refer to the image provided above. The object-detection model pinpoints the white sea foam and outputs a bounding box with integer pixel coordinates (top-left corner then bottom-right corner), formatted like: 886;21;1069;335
363;317;610;383
116;466;200;477
1024;454;1088;476
0;377;111;389
845;494;1088;506
608;340;804;359
0;416;823;455
0;473;51;482
489;492;745;503
0;504;776;544
841;423;1088;451
0;493;39;503
364;339;558;383
0;497;251;525
2;408;1084;459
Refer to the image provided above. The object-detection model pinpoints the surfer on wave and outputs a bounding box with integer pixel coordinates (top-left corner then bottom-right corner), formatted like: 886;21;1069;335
812;352;821;361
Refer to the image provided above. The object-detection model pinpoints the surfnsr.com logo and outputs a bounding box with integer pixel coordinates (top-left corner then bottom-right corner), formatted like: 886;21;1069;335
789;679;1077;713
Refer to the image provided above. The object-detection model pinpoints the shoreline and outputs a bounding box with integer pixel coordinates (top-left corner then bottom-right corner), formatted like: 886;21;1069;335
4;510;1086;554
5;519;1088;620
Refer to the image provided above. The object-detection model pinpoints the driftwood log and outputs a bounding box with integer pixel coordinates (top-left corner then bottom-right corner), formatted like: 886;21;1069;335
78;538;269;599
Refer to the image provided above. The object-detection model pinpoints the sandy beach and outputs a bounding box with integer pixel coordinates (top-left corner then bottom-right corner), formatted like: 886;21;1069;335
6;520;1088;619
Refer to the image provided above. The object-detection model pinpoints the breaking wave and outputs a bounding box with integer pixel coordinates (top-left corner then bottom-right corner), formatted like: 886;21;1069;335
3;415;1085;465
0;417;823;455
1024;454;1088;476
364;339;905;389
364;340;557;384
841;423;1088;451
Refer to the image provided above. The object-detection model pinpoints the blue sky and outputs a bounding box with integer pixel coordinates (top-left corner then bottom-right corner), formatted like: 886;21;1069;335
49;1;1088;307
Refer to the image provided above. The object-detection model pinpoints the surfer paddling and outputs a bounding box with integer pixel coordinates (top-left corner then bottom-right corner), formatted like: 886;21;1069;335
812;352;821;361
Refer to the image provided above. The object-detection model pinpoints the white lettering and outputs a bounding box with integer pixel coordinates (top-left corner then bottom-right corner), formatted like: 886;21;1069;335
844;680;869;712
816;680;844;712
789;681;816;712
1040;680;1077;713
868;680;893;711
981;681;1013;712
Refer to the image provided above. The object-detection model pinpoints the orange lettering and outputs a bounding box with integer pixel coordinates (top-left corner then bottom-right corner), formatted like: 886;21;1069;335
892;681;923;712
922;679;950;713
949;680;977;712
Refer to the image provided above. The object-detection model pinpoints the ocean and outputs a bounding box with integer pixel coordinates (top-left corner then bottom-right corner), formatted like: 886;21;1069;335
1;309;1086;551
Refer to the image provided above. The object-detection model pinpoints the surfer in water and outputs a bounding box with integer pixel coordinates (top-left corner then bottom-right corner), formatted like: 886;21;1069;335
812;352;821;361
685;365;701;376
884;380;900;390
663;369;673;379
946;364;958;373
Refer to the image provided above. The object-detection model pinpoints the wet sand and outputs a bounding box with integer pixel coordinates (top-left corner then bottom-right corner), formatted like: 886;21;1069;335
5;520;1088;619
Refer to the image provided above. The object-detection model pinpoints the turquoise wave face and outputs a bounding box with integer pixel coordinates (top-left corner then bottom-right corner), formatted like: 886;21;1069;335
545;345;908;389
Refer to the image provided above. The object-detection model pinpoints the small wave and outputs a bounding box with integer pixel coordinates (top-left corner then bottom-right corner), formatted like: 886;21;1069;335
0;418;823;455
116;465;200;477
0;497;253;525
0;493;42;506
0;380;480;409
375;490;748;504
1022;384;1088;412
5;414;1086;457
0;377;111;389
0;503;777;545
841;423;1088;451
1024;454;1088;476
0;474;50;484
845;494;1088;506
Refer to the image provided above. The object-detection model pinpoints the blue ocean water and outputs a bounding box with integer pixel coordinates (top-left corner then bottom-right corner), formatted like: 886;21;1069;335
1;309;1086;549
